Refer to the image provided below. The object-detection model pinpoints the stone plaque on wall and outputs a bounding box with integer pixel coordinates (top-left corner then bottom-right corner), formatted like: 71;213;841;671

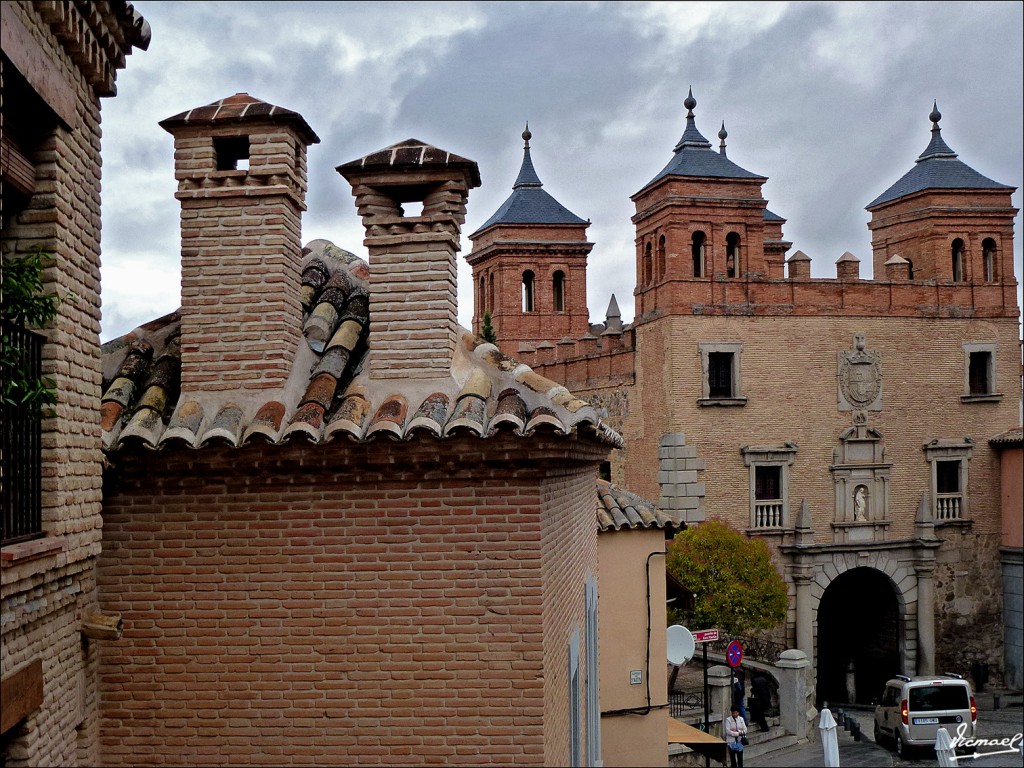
838;332;882;412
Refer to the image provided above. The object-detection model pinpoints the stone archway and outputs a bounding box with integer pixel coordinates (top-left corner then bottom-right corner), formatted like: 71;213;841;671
815;567;901;707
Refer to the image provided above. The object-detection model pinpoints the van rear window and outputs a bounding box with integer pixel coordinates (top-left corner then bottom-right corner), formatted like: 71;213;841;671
909;685;969;711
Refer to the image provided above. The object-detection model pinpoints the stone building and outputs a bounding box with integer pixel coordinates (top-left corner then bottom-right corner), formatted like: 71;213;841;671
94;95;625;765
468;89;1022;701
1;2;149;765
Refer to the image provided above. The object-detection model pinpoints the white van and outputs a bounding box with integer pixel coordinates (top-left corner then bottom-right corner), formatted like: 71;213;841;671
873;674;977;757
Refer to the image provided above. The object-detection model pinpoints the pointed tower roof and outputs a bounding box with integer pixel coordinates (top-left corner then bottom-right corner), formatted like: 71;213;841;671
866;103;1013;209
637;88;764;195
472;125;588;235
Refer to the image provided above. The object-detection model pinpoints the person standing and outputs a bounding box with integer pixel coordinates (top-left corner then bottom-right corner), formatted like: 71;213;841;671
750;671;771;731
725;705;748;768
732;668;748;722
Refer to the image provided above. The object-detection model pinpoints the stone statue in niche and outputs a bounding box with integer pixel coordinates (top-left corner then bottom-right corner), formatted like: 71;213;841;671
854;485;867;521
838;332;882;412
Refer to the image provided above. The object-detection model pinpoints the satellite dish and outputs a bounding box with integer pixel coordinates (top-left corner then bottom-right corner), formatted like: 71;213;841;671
667;625;695;665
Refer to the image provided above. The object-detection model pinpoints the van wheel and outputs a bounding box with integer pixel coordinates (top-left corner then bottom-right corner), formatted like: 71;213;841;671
895;732;907;758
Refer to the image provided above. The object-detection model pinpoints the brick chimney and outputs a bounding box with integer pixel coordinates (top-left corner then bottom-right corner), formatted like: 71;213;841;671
159;94;319;391
787;249;811;279
337;140;481;379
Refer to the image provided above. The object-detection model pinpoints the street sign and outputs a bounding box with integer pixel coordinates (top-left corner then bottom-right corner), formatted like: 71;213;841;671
693;629;719;643
726;640;744;668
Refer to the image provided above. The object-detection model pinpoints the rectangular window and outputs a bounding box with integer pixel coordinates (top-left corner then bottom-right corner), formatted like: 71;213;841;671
936;460;960;494
742;444;797;530
568;630;581;767
708;352;733;398
962;343;1000;402
699;342;745;406
755;466;782;500
585;580;601;767
1;320;44;544
925;439;972;523
968;351;992;395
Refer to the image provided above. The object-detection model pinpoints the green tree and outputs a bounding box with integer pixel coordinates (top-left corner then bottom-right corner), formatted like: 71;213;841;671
666;518;788;635
479;310;498;344
1;248;66;418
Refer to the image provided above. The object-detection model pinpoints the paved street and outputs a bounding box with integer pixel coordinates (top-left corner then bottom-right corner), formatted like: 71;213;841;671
752;692;1023;768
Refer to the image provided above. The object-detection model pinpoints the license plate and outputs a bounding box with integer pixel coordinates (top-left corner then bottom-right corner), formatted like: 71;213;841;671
914;717;939;725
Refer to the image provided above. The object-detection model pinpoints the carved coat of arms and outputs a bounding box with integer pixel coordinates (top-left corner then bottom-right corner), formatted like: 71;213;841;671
838;333;882;411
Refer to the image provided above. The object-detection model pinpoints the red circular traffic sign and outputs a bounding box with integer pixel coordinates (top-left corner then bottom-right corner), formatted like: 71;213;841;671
726;640;743;668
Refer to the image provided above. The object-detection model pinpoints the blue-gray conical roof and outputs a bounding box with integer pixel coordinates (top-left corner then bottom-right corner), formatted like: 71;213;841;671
637;89;764;195
866;104;1013;209
472;125;587;235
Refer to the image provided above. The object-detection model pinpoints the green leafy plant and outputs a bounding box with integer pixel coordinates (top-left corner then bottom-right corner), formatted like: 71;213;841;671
479;310;498;344
1;247;67;418
666;518;788;635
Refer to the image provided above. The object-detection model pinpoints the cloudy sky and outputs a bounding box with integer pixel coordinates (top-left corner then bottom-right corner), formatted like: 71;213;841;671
98;1;1024;341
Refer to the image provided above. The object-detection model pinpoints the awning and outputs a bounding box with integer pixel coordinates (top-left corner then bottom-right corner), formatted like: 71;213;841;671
668;717;728;764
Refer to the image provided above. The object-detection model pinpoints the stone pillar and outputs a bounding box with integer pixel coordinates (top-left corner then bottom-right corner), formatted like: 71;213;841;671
916;561;936;676
776;649;814;739
707;665;733;738
794;569;815;658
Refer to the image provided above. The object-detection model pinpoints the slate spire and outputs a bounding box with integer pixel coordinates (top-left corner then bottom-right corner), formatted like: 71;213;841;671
513;122;543;188
673;87;713;152
916;102;957;162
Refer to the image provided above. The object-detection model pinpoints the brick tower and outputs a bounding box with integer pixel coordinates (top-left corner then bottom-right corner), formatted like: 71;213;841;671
629;88;789;321
866;103;1017;288
159;94;319;392
466;126;593;354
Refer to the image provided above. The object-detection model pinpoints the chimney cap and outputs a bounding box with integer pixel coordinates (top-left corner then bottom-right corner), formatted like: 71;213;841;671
159;92;320;144
337;138;481;188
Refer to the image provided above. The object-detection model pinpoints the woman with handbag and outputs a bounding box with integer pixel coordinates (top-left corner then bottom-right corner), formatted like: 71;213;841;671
725;705;749;768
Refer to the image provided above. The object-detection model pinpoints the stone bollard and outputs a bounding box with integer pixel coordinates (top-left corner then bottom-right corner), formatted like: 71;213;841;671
708;665;734;738
851;720;861;741
836;709;845;726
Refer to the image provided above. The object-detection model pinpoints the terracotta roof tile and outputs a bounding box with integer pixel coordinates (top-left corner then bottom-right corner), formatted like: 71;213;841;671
100;238;621;454
596;479;684;532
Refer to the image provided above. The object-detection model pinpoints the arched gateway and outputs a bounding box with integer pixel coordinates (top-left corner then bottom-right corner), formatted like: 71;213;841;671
816;567;901;706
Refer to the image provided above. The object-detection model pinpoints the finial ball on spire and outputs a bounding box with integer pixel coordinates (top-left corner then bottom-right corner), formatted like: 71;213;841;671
718;121;728;140
684;86;697;112
929;101;941;125
522;122;532;146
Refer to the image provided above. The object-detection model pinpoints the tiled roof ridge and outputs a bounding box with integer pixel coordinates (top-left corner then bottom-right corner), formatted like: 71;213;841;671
100;239;618;454
596;477;682;532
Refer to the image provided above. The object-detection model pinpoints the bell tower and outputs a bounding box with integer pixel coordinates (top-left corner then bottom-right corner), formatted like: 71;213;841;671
466;126;592;354
866;103;1017;287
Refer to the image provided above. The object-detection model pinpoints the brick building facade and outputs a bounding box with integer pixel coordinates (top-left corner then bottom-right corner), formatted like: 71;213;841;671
469;90;1021;700
93;98;623;764
1;3;148;765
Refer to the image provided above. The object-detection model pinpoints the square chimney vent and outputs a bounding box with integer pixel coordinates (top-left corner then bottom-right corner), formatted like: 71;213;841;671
214;135;250;171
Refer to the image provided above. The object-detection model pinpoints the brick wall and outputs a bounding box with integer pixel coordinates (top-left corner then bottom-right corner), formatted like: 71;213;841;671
97;433;604;765
1;3;141;764
539;471;599;765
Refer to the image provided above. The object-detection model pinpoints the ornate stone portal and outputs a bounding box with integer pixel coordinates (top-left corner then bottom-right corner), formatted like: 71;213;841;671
833;334;890;542
831;421;891;542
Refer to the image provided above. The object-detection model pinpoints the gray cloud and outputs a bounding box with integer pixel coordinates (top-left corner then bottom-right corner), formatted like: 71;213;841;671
99;1;1022;342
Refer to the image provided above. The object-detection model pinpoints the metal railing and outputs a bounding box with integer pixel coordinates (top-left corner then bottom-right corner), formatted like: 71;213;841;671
2;320;44;544
669;690;704;718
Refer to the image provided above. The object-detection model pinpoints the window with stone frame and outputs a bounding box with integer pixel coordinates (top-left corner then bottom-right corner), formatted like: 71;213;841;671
741;443;797;530
699;342;745;406
951;238;965;282
924;439;973;523
961;342;1001;402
